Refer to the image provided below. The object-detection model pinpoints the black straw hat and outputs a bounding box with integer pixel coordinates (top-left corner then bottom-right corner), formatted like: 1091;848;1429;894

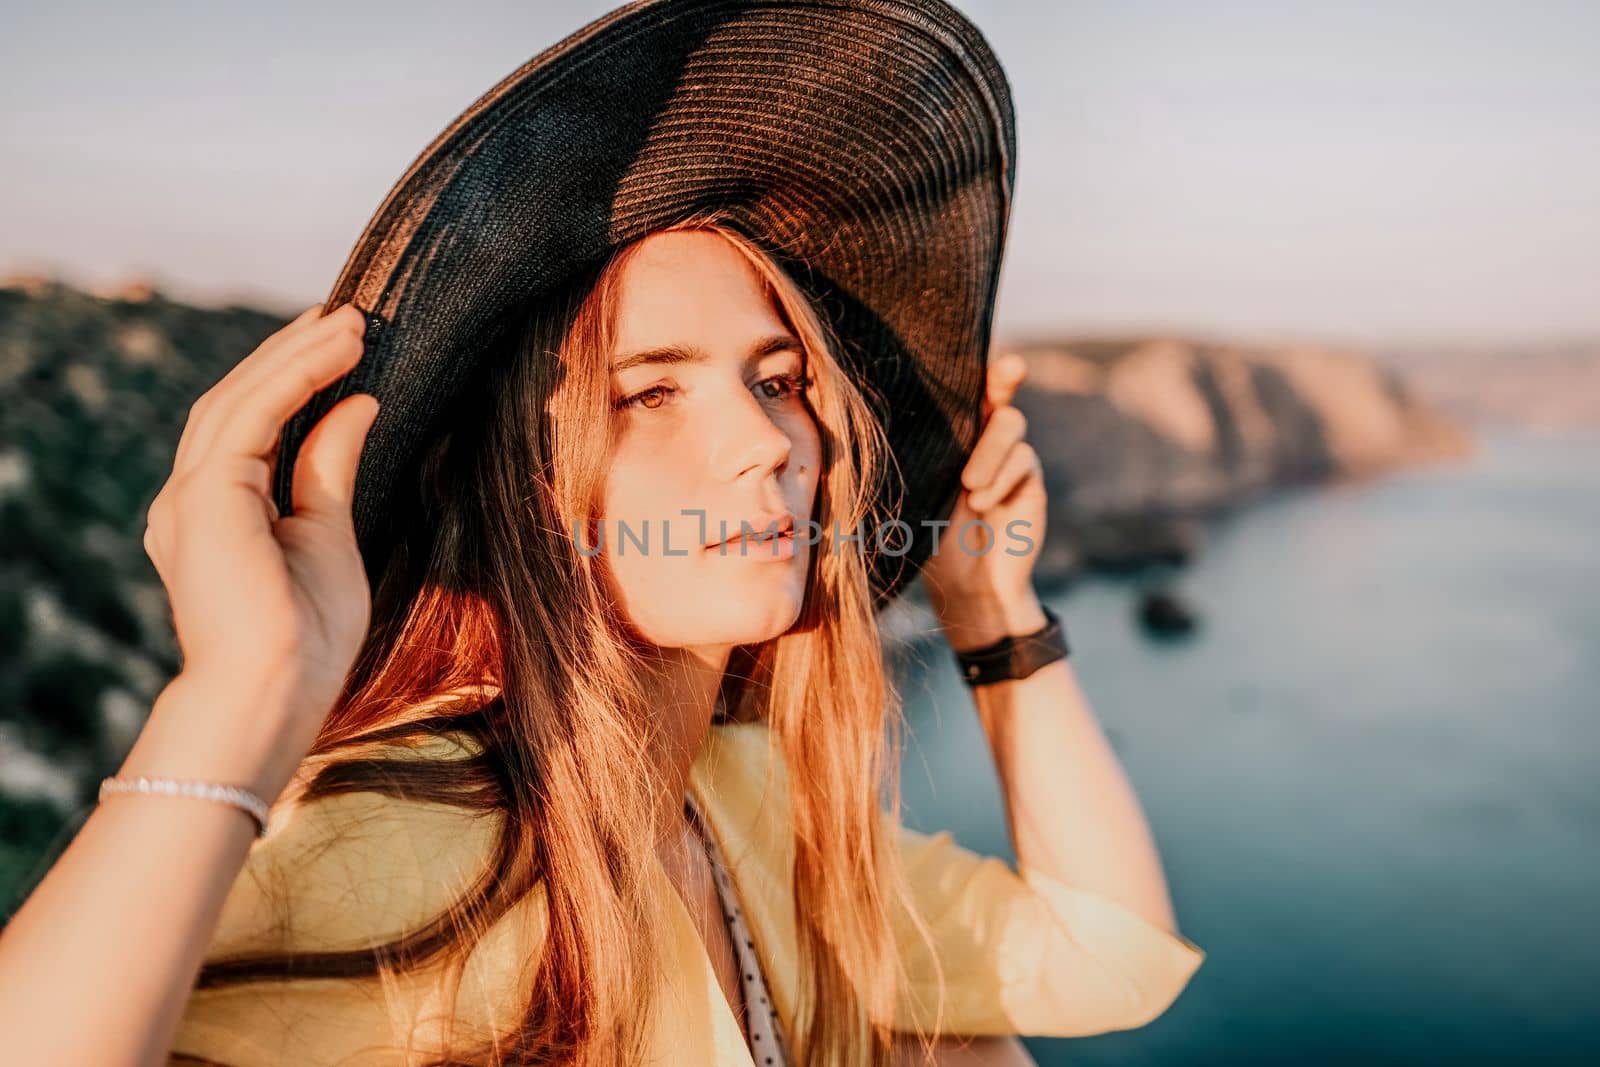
270;0;1017;610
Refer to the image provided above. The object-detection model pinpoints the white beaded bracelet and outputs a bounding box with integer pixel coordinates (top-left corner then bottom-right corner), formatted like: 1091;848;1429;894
98;776;271;839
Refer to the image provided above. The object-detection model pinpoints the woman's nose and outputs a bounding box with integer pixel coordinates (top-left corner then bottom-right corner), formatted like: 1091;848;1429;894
714;387;792;482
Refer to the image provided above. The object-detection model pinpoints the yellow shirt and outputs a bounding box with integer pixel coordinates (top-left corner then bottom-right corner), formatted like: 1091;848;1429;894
171;710;1205;1065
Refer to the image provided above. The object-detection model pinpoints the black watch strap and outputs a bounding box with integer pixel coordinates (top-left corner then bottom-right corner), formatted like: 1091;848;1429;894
953;603;1070;686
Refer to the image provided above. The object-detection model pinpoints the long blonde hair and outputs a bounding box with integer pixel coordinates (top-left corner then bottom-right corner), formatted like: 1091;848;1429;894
194;210;946;1065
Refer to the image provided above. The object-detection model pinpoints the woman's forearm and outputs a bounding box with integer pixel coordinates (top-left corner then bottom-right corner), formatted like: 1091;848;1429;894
955;592;1181;936
0;670;301;1066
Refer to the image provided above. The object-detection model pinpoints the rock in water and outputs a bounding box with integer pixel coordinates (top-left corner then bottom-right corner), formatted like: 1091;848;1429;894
1138;586;1200;638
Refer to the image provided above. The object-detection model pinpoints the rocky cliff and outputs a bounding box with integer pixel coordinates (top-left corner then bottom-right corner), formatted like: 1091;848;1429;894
1380;340;1600;432
997;335;1473;583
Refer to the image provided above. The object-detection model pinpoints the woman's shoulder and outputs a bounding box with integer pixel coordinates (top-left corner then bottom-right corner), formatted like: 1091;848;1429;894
208;689;507;959
172;687;552;1065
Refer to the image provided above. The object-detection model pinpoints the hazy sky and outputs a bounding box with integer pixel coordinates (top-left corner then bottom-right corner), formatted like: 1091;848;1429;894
3;1;1596;347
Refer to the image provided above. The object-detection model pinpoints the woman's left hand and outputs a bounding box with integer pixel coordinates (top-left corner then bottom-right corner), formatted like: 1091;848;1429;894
920;352;1050;652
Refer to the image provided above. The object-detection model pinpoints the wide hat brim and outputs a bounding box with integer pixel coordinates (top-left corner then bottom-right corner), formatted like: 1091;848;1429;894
271;0;1017;610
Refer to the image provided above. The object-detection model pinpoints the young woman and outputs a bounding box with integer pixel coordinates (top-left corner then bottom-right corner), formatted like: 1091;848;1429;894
0;3;1204;1065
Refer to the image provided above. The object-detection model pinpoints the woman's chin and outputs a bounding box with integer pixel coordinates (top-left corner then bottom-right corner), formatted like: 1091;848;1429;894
701;588;806;645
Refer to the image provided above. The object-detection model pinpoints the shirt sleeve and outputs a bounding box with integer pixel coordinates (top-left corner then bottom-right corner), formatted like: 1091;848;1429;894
885;816;1206;1038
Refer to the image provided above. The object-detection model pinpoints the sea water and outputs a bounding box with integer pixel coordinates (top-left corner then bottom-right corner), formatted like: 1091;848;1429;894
894;426;1600;1066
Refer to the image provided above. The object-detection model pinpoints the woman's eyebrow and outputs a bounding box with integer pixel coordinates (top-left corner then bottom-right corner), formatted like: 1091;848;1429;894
609;333;801;374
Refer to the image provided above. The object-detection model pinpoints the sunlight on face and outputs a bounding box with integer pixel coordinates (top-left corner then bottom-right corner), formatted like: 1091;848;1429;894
599;230;823;651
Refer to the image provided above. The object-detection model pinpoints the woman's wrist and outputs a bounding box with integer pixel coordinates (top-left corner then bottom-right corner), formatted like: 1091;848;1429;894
116;670;313;805
934;587;1049;653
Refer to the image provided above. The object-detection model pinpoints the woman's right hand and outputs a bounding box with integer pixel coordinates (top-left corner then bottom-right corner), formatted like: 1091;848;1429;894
140;302;381;791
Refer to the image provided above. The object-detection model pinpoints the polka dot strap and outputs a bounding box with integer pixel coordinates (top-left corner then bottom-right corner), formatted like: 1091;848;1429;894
685;791;793;1066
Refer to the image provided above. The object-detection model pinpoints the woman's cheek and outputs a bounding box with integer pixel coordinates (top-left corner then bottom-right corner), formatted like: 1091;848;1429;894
603;444;659;522
793;416;823;476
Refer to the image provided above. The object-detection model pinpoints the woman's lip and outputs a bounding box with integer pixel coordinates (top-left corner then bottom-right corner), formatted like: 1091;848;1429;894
706;529;797;558
703;513;797;549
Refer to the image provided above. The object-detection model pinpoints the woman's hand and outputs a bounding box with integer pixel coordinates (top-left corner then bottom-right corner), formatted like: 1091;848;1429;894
139;302;380;792
920;352;1049;651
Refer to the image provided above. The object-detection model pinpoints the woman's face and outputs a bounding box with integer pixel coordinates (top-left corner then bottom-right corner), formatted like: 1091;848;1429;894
598;230;822;651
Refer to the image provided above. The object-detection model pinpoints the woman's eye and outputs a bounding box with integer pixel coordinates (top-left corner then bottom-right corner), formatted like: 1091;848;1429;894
756;372;814;401
615;384;676;412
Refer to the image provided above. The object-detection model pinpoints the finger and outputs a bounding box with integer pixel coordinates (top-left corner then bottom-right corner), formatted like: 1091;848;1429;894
982;352;1028;421
289;302;327;328
968;441;1041;512
179;303;362;473
211;304;366;452
290;393;381;523
169;303;324;472
230;302;365;403
960;405;1028;493
175;304;363;477
187;325;366;504
185;315;366;480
